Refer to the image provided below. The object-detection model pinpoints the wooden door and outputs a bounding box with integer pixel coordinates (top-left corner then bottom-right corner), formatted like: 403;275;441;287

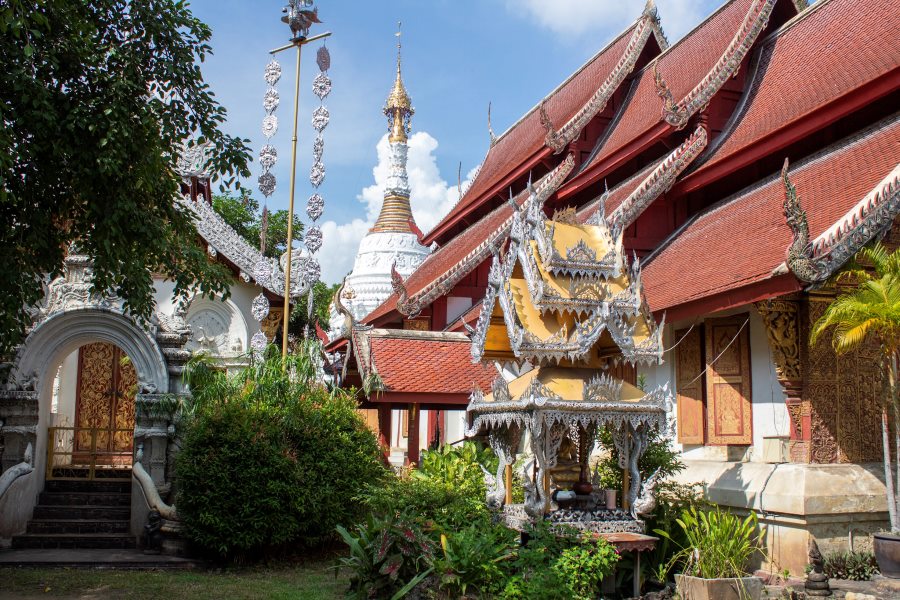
74;342;137;457
675;327;706;444
705;316;752;445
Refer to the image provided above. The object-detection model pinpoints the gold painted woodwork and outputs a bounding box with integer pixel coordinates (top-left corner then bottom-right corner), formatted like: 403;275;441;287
704;317;752;445
675;327;705;444
74;342;136;458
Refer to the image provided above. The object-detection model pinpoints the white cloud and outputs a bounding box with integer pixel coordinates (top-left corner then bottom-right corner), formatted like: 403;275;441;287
317;131;476;284
506;0;714;43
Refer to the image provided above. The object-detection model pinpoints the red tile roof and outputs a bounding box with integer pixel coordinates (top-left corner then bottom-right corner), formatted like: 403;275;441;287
357;330;496;395
584;0;760;173
362;191;523;325
643;115;900;313
577;162;658;223
424;21;645;243
689;0;900;180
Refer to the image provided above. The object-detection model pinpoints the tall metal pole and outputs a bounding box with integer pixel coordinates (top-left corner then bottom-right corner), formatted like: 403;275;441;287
281;40;302;359
269;29;332;361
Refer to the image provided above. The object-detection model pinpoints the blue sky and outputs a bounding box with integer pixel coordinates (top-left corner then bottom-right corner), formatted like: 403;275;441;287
190;0;721;282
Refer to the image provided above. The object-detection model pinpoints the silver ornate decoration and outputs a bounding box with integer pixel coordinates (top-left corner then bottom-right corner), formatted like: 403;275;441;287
312;136;324;163
251;293;270;322
312;72;332;100
257;172;276;198
305;226;323;253
309;161;325;187
306;194;324;221
311;106;330;132
302;257;321;283
258;145;278;170
250;330;268;355
264;59;282;86
263;88;280;114
316;45;330;71
262;115;278;138
259;55;281;205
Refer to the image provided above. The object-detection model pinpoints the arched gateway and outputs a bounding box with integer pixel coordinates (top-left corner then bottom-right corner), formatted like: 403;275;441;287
0;254;189;543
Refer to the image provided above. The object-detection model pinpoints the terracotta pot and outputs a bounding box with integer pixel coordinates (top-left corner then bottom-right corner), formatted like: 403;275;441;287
604;489;617;510
874;532;900;579
674;574;763;600
573;481;593;495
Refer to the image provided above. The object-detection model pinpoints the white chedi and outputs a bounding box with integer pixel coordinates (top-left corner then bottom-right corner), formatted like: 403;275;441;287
328;230;429;338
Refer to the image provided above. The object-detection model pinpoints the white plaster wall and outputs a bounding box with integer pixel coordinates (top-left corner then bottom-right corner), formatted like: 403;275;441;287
445;410;466;446
53;350;78;426
154;275;267;362
639;304;789;463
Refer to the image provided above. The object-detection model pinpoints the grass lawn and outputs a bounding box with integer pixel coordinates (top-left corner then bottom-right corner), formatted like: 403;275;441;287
0;562;348;600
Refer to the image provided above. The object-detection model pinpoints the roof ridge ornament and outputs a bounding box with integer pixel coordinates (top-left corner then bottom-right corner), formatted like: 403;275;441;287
782;158;825;284
663;0;776;129
488;102;497;146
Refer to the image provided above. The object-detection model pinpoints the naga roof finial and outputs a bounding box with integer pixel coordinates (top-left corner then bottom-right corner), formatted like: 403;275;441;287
488;102;497;146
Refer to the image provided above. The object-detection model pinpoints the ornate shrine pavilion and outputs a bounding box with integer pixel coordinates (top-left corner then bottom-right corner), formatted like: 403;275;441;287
330;0;900;573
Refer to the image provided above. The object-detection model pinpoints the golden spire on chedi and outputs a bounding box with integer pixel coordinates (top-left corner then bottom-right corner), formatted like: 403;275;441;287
372;22;419;234
384;21;414;144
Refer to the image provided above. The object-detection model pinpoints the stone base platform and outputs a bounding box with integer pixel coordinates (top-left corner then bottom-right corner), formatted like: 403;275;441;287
673;461;890;576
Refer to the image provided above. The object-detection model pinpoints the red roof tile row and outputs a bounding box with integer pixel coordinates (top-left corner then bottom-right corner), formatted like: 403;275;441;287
689;0;900;181
584;0;759;174
424;20;646;243
363;332;496;395
642;115;900;313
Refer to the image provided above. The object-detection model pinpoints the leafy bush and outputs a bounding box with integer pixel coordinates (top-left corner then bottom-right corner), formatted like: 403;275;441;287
593;425;684;491
656;506;765;579
175;345;386;561
435;524;517;597
643;482;711;583
552;535;620;600
336;514;435;600
822;550;879;581
362;442;498;534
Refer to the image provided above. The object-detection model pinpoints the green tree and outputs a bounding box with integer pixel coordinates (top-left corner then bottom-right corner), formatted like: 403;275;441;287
291;281;339;333
0;0;252;354
212;192;303;259
810;242;900;532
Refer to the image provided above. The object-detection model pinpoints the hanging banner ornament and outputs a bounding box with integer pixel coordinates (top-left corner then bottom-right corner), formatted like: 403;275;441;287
258;59;281;203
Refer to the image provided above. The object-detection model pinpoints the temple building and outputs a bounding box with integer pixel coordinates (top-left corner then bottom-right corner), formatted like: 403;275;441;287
327;38;430;338
0;146;302;549
331;0;900;573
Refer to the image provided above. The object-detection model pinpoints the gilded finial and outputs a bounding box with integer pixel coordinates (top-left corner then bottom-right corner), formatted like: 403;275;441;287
384;20;414;142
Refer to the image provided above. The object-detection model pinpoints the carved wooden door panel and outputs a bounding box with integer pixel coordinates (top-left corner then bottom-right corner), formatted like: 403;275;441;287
675;327;705;444
705;316;752;445
74;342;136;455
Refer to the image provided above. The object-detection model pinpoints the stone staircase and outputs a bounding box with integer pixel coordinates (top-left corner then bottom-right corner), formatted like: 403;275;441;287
12;474;135;549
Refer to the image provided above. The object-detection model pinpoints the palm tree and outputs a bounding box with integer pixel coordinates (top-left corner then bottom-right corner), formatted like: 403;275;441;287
810;242;900;533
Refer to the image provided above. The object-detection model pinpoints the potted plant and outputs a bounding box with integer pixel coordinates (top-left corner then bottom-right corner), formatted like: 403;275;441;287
656;506;765;600
810;242;900;577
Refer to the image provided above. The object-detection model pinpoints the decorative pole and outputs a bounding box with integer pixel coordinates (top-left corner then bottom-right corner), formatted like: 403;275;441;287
268;1;331;359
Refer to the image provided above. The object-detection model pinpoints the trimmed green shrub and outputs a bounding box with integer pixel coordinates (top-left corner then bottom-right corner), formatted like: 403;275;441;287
175;345;386;561
822;550;879;581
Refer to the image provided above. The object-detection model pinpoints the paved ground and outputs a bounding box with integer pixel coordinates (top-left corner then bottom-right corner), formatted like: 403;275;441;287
0;548;199;569
765;576;900;599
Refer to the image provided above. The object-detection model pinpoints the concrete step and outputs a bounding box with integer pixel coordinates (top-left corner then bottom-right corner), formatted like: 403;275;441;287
26;519;130;535
33;504;130;520
38;491;131;506
44;479;130;494
11;533;136;550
